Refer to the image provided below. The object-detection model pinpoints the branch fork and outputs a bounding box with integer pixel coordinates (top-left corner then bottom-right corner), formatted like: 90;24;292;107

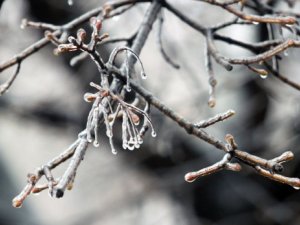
185;134;241;183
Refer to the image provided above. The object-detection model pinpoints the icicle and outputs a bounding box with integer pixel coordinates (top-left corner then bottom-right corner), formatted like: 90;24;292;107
151;130;157;137
122;109;128;149
260;74;268;79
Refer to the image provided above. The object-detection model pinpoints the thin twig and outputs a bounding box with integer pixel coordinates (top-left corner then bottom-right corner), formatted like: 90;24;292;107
194;110;235;128
0;63;21;95
54;138;89;198
157;11;180;69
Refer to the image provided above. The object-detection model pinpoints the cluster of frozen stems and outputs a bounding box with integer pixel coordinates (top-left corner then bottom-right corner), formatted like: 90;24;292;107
0;0;299;208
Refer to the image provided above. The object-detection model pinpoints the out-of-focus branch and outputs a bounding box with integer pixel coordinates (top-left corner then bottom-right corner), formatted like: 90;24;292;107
199;0;296;24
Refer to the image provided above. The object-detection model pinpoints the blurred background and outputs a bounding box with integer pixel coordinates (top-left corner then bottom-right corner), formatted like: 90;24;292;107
0;0;300;224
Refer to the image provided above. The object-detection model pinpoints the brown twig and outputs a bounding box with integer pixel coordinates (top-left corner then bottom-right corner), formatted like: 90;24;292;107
157;11;180;69
185;153;241;182
0;63;21;95
194;110;235;128
200;0;296;25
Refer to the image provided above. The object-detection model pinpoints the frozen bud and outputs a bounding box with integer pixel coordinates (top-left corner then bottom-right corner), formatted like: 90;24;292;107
184;172;197;183
208;97;216;108
53;48;61;56
225;134;238;150
129;110;140;125
90;17;102;31
95;19;102;31
20;18;28;29
27;173;37;183
77;28;87;42
12;198;23;208
84;93;97;102
67;182;74;191
279;151;294;162
103;4;113;17
44;30;52;39
55;44;77;54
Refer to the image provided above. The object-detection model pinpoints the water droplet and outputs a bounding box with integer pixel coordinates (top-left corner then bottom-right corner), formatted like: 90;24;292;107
208;98;216;108
128;145;134;150
134;143;140;149
151;131;157;137
106;130;113;138
252;21;259;25
260;74;268;79
284;50;289;56
127;137;134;144
68;0;73;6
126;84;131;92
87;136;93;143
293;186;300;190
137;136;143;144
111;148;117;154
32;192;40;196
93;141;99;147
12;199;22;208
141;72;147;79
122;143;127;149
14;203;22;208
